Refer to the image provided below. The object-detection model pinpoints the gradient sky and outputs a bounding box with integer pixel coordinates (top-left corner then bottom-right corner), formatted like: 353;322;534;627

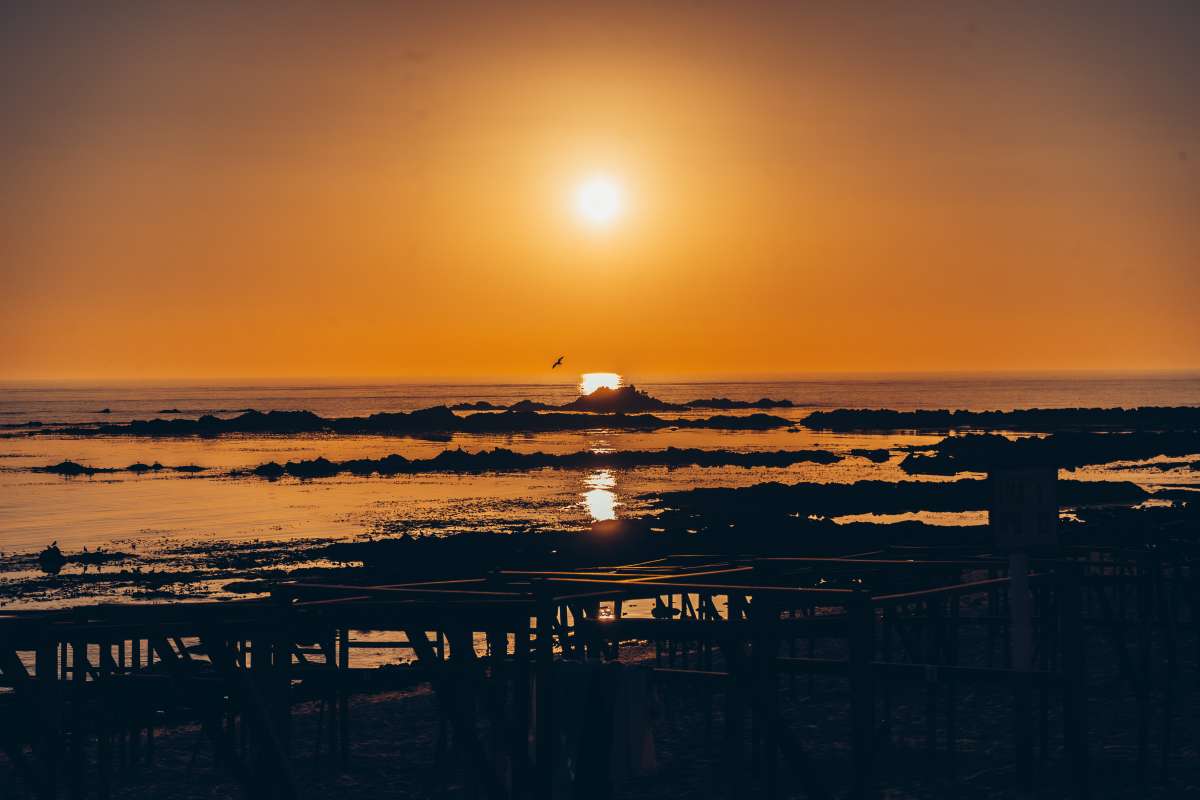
2;1;1198;380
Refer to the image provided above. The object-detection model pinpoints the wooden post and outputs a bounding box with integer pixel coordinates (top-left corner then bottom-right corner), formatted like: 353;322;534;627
807;600;816;696
1009;552;1035;798
448;626;478;797
129;638;141;768
1155;555;1177;783
338;627;350;767
987;569;998;667
249;635;270;791
36;636;60;800
69;640;85;800
1038;586;1051;764
1137;555;1151;786
988;461;1056;795
485;627;508;788
513;617;532;798
534;586;555;800
946;591;960;785
584;601;600;659
275;628;292;760
559;605;572;658
97;640;112;800
848;590;874;800
612;599;623;659
668;594;677;667
1059;564;1090;800
880;607;893;742
925;599;941;774
723;666;744;800
755;594;780;799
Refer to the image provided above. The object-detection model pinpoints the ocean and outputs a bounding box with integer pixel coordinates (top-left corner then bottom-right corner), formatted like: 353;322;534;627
1;373;1198;609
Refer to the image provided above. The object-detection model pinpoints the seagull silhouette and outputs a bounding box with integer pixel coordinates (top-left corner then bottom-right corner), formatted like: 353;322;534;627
551;356;564;369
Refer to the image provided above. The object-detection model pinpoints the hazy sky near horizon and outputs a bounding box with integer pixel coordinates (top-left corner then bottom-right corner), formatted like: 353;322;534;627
2;1;1198;380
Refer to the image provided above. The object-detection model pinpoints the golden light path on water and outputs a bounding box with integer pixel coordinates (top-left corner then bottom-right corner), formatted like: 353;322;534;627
583;469;618;522
579;372;622;395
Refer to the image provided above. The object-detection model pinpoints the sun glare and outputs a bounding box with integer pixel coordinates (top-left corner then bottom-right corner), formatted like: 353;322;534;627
583;469;618;522
579;372;622;395
573;175;623;227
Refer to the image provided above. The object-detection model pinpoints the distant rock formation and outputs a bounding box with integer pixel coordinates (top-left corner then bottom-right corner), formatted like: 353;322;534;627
52;406;794;437
35;460;206;476
559;385;682;413
448;388;795;414
245;446;842;479
684;397;795;410
506;400;549;412
36;461;118;476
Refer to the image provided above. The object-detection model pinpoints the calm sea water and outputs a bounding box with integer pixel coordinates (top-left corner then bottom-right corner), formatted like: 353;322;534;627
1;373;1198;609
3;373;1199;426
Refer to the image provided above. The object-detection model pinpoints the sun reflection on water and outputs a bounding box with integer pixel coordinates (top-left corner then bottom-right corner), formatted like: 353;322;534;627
579;372;622;395
583;469;618;521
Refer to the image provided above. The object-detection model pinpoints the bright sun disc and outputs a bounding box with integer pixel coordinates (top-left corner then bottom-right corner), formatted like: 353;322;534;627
579;372;622;394
574;176;623;227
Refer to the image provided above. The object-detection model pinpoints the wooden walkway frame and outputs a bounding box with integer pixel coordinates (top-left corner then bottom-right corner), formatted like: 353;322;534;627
2;547;1196;799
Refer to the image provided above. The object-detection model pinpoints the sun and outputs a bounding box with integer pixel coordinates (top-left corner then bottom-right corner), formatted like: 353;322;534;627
573;175;624;227
579;372;622;395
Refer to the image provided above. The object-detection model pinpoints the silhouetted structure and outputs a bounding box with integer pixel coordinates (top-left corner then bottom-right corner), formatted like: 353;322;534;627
4;532;1195;799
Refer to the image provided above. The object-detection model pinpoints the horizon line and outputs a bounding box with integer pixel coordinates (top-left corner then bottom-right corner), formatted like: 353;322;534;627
2;367;1199;386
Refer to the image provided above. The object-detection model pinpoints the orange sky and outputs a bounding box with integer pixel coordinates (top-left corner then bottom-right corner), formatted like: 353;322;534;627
2;2;1198;380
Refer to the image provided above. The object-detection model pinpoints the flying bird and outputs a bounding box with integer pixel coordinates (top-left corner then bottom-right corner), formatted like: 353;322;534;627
551;356;564;369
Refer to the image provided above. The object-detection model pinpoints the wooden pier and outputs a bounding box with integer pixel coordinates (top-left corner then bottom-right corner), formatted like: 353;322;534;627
1;546;1196;798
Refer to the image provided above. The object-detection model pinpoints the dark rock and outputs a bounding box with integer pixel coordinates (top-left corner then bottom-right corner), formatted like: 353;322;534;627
252;462;287;479
245;446;844;479
803;406;1200;433
651;477;1148;519
38;543;66;575
685;397;795;409
899;431;1200;475
559;385;684;413
54;406;793;437
36;460;117;477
